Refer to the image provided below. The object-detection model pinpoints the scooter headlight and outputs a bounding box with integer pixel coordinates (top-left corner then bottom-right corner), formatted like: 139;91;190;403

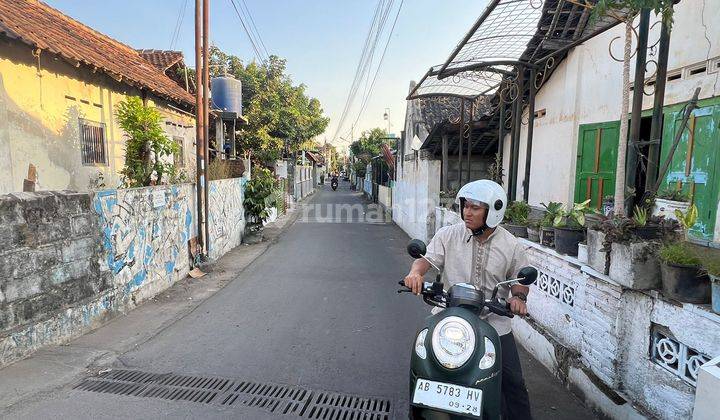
479;337;496;369
415;329;428;359
431;316;475;369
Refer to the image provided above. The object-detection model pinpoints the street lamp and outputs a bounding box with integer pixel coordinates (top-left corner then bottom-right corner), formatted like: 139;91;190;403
383;108;391;135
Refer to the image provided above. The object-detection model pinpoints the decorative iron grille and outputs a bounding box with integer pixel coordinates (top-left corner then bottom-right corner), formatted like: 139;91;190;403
80;119;107;165
651;326;710;386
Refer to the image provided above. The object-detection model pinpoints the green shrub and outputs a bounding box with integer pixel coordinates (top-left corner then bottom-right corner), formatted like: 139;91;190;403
505;201;530;225
540;202;563;228
554;199;593;228
657;187;691;202
659;242;701;266
243;167;276;224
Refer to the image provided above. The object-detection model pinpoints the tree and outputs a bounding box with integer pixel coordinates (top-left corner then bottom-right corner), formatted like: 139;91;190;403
592;1;674;216
207;48;329;164
116;97;178;187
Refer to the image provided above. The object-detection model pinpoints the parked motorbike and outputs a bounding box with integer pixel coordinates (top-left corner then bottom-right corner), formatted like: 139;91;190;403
398;239;537;419
331;177;338;191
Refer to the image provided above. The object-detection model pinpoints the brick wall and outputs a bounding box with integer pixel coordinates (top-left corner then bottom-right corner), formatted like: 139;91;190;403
518;239;720;419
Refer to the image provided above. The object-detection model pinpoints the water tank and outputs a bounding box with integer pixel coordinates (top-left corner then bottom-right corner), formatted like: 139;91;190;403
211;76;242;116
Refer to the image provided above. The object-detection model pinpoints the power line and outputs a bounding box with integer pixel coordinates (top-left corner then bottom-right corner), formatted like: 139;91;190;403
331;0;394;142
227;0;267;62
352;0;404;129
170;0;189;50
331;1;383;141
240;0;270;58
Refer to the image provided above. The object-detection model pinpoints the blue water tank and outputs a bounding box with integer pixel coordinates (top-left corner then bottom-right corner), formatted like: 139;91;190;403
211;76;242;116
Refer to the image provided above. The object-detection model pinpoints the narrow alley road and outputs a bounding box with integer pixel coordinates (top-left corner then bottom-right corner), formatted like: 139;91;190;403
3;182;594;419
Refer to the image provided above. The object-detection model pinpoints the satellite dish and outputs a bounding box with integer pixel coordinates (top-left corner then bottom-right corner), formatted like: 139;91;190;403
410;134;423;151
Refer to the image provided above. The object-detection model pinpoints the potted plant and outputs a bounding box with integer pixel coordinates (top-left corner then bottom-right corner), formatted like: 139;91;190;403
652;187;691;221
553;199;593;257
659;242;710;304
526;220;541;243
243;167;276;244
675;204;699;240
503;201;530;238
540;202;563;248
701;256;720;314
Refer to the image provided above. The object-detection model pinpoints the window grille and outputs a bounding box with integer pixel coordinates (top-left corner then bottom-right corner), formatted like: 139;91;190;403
80;119;107;165
174;136;185;167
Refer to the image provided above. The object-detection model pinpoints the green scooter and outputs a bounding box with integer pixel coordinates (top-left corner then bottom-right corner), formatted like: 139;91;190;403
398;239;537;419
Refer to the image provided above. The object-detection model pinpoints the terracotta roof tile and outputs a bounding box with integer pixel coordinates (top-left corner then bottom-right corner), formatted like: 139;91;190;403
137;49;184;71
0;0;194;107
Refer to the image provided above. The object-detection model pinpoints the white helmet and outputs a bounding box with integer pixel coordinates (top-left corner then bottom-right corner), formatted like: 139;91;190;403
455;180;507;228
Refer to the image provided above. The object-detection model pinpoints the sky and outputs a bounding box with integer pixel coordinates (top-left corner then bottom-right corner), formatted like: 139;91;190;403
45;0;488;151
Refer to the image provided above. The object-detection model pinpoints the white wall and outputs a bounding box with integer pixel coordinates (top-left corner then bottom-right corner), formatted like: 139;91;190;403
511;0;720;207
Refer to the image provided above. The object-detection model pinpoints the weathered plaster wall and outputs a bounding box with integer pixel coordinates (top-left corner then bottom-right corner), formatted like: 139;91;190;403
392;155;441;242
208;177;246;260
510;0;720;207
93;184;193;303
0;37;194;194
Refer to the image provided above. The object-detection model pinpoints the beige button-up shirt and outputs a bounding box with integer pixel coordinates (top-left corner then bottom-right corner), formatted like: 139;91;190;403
425;223;530;336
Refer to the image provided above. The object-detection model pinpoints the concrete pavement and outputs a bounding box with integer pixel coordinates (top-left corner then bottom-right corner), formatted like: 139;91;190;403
1;181;595;419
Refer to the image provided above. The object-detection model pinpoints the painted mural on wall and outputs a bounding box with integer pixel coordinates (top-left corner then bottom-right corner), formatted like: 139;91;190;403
208;177;246;260
93;184;193;297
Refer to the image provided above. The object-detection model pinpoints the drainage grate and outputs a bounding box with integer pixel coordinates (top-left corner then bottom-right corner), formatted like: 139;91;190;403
74;369;392;418
301;392;391;420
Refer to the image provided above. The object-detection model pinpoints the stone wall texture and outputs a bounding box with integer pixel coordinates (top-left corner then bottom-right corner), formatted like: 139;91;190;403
0;183;197;367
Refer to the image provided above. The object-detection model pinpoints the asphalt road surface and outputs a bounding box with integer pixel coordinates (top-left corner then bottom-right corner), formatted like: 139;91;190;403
3;181;594;419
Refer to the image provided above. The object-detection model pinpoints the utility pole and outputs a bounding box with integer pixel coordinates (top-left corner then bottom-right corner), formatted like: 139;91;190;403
202;0;210;255
194;0;205;256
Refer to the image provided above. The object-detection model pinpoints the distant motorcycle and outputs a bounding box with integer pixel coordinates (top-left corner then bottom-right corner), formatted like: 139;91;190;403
331;177;338;191
399;239;537;419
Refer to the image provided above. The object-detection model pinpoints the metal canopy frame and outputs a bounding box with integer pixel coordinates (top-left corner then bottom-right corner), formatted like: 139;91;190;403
407;0;627;103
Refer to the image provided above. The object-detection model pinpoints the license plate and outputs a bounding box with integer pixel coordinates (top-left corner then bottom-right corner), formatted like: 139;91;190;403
412;378;482;417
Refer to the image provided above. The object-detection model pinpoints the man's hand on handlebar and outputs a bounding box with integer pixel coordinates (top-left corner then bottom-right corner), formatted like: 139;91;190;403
403;272;424;295
508;296;528;316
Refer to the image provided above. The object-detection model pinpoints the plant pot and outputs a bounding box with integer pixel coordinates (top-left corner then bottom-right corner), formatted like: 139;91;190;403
609;241;661;289
711;274;720;314
503;223;528;238
660;262;711;304
577;243;589;263
587;230;609;274
602;197;614;217
527;226;540;243
653;198;690;221
632;225;662;240
540;227;555;248
554;227;585;257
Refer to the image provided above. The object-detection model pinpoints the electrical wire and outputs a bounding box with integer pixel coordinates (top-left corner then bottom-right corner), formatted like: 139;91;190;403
240;0;270;58
228;0;266;62
331;0;395;143
352;0;404;129
331;1;384;142
170;0;189;50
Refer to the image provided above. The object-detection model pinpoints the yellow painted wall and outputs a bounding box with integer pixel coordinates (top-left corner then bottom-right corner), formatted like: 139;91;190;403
0;37;195;194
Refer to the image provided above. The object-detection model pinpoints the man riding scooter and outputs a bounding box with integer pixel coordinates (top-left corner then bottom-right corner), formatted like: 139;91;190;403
404;180;533;419
331;173;339;191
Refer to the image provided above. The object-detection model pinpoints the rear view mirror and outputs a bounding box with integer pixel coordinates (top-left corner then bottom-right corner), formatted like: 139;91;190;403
517;267;538;286
407;239;427;259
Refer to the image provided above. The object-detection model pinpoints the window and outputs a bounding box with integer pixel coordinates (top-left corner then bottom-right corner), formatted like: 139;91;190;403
174;136;185;167
80;119;107;165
